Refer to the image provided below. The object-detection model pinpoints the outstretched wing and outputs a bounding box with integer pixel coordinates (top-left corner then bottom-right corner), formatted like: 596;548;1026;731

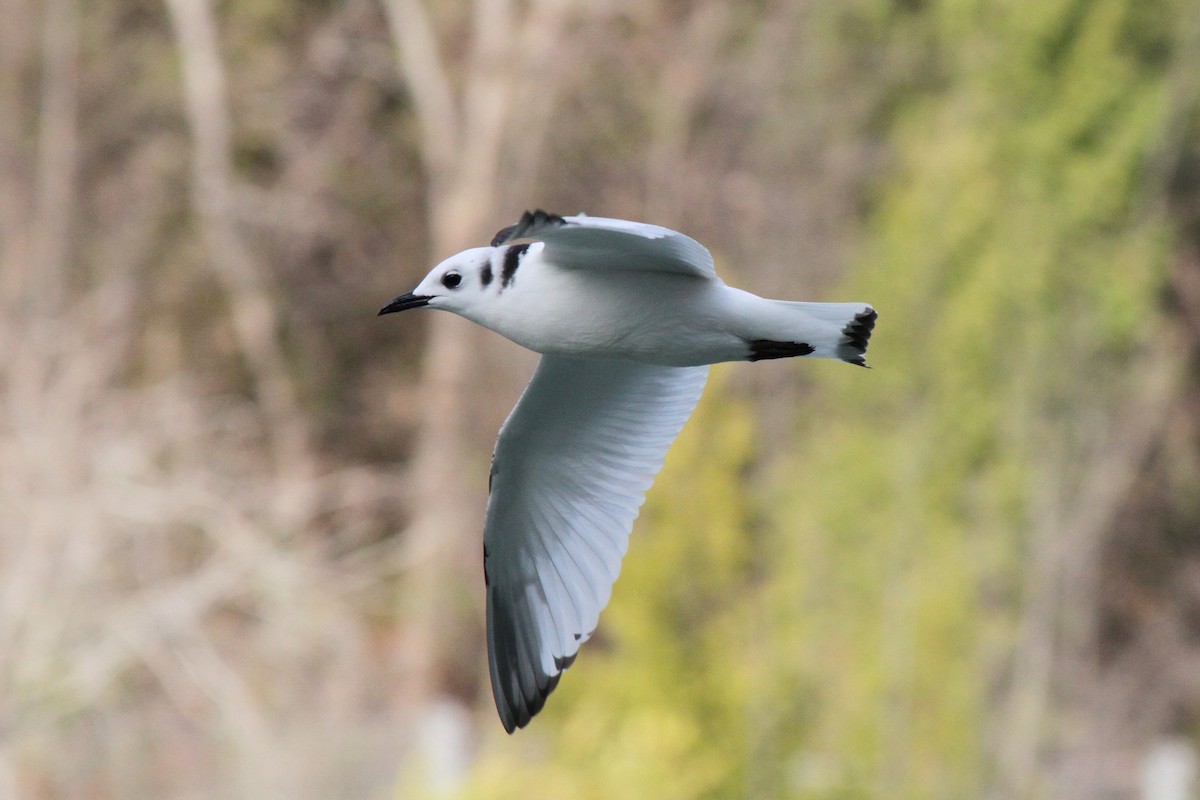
491;209;717;279
483;355;709;732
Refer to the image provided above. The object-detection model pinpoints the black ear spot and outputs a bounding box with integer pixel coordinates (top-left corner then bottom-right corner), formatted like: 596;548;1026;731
442;270;463;289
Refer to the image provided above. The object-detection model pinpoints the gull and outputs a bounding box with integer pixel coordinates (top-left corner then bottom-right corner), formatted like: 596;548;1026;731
380;210;876;732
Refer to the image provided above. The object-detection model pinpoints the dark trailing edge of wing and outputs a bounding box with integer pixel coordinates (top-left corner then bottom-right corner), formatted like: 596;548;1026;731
490;209;567;247
838;307;877;367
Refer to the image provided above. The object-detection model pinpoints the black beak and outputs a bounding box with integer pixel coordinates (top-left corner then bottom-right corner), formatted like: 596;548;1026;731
378;292;433;316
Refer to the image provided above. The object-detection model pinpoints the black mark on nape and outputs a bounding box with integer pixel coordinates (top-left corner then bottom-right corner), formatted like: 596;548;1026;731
481;262;493;288
483;543;490;587
748;339;816;361
501;243;529;289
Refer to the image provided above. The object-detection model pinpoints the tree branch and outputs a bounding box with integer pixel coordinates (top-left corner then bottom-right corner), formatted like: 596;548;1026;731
381;0;461;189
165;0;314;487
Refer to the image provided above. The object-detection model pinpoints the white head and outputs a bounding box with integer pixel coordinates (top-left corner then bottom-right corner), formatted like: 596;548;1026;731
378;246;497;322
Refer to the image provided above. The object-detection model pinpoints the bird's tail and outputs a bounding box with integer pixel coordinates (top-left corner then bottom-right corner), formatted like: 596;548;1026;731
766;301;877;367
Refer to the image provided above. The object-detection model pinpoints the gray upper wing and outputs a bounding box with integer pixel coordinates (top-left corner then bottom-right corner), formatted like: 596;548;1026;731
491;209;717;279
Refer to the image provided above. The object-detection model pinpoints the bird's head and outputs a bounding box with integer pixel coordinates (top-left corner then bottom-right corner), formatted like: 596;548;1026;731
378;247;495;319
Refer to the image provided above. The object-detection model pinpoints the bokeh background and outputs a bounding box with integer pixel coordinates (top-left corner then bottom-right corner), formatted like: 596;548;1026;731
4;0;1200;797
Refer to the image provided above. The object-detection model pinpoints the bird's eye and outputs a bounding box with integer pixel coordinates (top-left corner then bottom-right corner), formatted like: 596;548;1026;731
442;270;463;289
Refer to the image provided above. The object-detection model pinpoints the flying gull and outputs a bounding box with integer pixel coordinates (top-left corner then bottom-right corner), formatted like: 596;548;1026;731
380;210;876;732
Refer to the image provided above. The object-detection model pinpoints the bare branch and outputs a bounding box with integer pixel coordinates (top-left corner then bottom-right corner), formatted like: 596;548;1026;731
164;0;314;483
381;0;461;188
996;343;1183;799
0;0;36;311
31;0;79;312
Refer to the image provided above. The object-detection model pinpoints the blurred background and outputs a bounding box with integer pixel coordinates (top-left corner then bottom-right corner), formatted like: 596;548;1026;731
3;0;1200;797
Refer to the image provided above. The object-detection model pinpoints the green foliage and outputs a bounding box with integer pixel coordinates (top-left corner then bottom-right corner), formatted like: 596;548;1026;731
755;0;1179;796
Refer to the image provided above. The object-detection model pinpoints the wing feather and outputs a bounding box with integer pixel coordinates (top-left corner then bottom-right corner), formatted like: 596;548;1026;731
484;355;708;732
491;209;717;279
524;520;578;656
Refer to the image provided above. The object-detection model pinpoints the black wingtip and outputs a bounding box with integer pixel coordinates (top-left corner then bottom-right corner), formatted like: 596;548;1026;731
489;587;587;735
490;224;519;247
492;636;588;734
489;209;566;247
500;675;555;735
498;651;580;734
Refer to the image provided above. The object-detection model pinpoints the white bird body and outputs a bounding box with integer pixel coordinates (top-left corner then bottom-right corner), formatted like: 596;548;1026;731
380;210;876;732
413;241;868;367
460;245;739;365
